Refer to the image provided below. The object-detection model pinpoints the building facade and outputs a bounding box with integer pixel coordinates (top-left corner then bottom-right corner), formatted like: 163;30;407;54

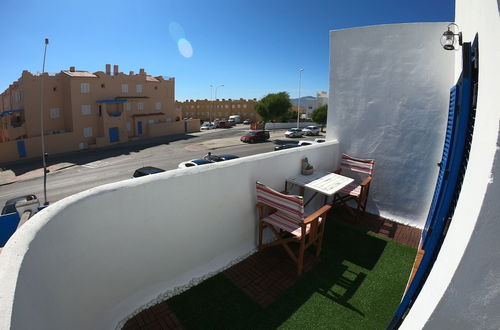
177;98;260;122
0;65;198;163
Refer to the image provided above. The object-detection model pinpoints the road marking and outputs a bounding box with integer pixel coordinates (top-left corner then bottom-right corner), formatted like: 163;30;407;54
81;160;110;169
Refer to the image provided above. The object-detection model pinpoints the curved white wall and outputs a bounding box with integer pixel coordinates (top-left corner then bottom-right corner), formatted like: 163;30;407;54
327;23;455;227
402;1;500;328
0;142;340;330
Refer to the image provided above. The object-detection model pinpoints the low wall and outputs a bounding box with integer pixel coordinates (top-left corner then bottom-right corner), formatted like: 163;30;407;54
264;122;318;130
0;141;340;330
148;121;184;138
0;132;82;164
185;119;200;133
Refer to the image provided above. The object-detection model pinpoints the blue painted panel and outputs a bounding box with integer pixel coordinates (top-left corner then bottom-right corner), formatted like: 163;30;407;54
421;86;457;245
109;127;119;143
389;42;475;329
137;121;143;135
17;140;26;158
0;213;21;247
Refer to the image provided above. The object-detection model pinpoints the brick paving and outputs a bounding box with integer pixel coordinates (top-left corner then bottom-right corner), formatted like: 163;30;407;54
223;245;319;307
121;208;421;329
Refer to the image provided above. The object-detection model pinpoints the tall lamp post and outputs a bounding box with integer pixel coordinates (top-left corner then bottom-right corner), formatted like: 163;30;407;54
40;38;49;206
209;84;213;123
297;68;304;129
215;84;224;120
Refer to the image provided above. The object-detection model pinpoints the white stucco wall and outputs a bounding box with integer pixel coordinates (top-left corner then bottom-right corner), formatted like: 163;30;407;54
402;1;500;328
327;22;455;227
0;142;340;330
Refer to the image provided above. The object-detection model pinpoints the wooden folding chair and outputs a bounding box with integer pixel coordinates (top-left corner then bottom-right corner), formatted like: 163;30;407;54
256;182;331;275
332;154;375;220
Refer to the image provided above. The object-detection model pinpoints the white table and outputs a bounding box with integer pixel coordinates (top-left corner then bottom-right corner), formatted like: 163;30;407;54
286;170;354;206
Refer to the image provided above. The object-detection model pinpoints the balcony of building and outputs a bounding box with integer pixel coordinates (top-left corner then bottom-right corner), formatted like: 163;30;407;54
0;7;498;329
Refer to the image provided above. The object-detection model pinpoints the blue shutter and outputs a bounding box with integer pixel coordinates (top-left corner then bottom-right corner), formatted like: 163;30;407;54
421;86;457;245
389;40;476;329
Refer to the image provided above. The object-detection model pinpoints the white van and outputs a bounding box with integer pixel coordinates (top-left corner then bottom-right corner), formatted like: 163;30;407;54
228;115;240;124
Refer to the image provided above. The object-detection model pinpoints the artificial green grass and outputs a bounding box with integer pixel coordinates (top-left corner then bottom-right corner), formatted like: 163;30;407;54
168;220;416;330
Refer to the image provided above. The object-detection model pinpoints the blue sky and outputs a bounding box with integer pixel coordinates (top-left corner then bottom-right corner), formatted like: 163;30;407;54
0;0;454;101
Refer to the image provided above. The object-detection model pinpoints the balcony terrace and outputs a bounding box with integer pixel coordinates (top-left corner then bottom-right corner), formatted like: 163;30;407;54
1;2;499;328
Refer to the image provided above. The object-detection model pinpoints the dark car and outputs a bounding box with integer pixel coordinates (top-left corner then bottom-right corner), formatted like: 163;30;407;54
274;143;300;151
210;154;240;162
1;195;38;215
240;130;270;143
216;121;232;128
132;166;165;178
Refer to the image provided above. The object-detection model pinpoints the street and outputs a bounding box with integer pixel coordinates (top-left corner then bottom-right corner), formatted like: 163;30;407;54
0;126;322;208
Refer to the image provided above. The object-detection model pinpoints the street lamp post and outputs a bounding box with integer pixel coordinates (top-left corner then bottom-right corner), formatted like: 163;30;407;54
297;68;304;129
209;84;213;123
215;84;224;120
40;38;49;206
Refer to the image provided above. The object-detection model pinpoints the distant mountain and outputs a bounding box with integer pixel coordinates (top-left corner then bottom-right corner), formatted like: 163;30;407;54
290;96;315;106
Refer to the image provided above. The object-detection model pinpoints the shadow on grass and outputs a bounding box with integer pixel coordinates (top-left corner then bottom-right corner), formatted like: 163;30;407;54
168;220;394;330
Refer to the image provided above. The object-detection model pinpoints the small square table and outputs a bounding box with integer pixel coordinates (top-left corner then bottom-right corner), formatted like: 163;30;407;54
286;170;354;206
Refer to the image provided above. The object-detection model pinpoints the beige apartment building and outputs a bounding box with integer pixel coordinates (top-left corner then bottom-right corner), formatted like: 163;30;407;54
0;64;199;163
177;98;260;122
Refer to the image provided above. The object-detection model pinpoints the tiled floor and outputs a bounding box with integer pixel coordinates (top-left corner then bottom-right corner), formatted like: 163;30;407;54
122;207;422;329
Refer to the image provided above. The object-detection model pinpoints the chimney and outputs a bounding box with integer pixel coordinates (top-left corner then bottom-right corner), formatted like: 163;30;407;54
70;66;75;72
129;71;134;75
139;68;145;75
113;65;119;75
105;64;111;75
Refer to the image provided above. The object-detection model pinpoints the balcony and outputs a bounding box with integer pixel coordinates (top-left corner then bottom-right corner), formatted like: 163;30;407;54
0;142;419;329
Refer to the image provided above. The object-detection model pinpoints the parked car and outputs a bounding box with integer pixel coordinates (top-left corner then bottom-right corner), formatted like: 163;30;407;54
1;195;39;215
285;128;304;138
200;123;216;130
216;120;232;128
274;143;300;151
314;138;326;143
297;140;317;146
210;154;240;162
302;125;320;136
243;119;252;125
178;159;214;168
132;166;165;178
228;118;236;125
240;130;270;143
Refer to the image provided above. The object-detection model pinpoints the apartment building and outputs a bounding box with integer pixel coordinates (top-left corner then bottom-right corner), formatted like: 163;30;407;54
0;65;198;163
177;98;260;122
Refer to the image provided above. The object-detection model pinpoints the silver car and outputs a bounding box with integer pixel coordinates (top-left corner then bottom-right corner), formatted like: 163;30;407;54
285;128;304;138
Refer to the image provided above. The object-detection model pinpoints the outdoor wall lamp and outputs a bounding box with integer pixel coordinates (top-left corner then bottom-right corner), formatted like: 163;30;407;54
440;23;463;50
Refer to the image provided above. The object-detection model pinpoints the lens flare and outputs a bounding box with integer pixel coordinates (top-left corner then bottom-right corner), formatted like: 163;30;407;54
178;38;193;58
169;22;185;41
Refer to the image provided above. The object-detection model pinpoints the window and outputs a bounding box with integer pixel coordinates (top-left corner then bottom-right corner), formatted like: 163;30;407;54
53;87;57;92
137;102;144;111
127;122;131;131
50;108;60;118
155;102;161;110
82;104;91;115
232;105;235;109
83;127;93;137
243;104;247;108
225;105;229;109
136;84;142;93
80;83;90;93
148;119;155;124
101;83;105;88
237;104;241;108
124;103;131;111
122;84;128;93
166;117;172;122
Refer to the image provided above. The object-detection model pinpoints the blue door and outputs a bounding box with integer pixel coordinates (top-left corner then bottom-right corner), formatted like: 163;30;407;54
389;39;478;328
137;121;143;135
17;140;26;158
109;127;119;143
